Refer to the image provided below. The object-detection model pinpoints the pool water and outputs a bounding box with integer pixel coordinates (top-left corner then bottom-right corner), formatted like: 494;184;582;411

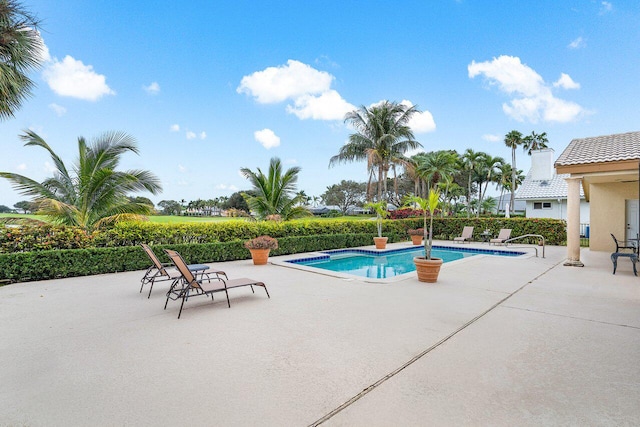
286;246;523;279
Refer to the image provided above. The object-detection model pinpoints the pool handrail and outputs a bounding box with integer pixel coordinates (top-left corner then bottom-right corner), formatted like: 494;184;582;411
504;234;545;258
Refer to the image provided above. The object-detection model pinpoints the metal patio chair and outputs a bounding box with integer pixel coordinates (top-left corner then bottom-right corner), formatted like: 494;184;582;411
164;249;270;319
139;243;226;298
490;229;512;245
453;226;474;243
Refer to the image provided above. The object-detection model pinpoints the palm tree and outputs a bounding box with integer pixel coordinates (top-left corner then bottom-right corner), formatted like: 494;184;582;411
0;130;162;230
460;148;482;218
240;157;310;220
329;101;422;201
475;155;505;217
504;130;525;214
523;131;549;155
0;0;44;120
416;150;458;193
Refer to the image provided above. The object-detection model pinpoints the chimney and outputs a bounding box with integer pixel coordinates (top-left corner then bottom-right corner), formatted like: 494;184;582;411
530;148;555;181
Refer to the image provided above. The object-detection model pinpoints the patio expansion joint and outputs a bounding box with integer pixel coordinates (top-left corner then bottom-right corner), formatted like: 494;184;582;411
500;305;640;330
308;259;566;427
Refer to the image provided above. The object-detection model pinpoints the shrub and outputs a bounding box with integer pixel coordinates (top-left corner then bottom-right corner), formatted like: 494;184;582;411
244;235;278;250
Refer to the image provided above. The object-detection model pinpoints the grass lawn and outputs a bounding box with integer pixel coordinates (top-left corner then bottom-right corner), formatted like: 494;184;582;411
148;215;247;223
0;213;372;224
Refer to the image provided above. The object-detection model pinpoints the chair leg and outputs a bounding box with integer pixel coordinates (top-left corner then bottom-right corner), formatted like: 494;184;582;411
250;285;255;293
224;289;231;308
147;280;155;298
178;295;186;319
262;284;270;298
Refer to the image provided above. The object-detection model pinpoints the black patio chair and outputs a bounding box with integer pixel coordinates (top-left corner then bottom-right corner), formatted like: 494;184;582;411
610;234;637;254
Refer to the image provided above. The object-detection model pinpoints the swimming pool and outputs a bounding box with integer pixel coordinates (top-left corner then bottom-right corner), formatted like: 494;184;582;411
284;245;524;280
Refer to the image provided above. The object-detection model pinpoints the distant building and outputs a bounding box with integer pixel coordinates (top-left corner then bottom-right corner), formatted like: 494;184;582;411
495;193;525;215
516;148;589;222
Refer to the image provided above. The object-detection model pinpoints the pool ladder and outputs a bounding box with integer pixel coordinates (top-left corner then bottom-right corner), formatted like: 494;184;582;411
503;234;545;258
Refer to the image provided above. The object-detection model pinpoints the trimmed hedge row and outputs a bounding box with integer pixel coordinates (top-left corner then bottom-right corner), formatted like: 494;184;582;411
0;217;566;253
0;233;406;283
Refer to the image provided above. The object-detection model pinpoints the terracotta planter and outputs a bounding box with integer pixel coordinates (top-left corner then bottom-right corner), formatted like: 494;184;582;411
249;248;270;265
373;236;388;249
413;257;443;283
410;235;423;245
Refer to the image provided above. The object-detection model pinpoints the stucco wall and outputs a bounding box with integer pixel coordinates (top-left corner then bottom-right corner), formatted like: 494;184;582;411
525;199;590;223
589;182;637;251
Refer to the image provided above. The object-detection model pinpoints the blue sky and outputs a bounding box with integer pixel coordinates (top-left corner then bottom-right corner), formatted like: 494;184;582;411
2;0;639;207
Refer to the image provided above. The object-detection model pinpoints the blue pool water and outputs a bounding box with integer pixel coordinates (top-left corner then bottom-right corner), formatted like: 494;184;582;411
286;246;523;279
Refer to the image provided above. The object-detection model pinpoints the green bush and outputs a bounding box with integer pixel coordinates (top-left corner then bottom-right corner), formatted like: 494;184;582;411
0;233;407;283
0;217;566;254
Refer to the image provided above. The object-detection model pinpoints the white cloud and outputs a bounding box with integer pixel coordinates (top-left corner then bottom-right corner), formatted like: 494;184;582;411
238;59;358;122
254;128;281;149
286;90;355;120
199;131;207;140
16;163;27;171
42;55;115;101
237;59;333;104
186;131;197;140
178;164;187;173
36;35;51;63
170;124;180;132
43;161;57;173
399;100;436;134
482;134;501;142
553;73;580;90
568;36;586;49
215;184;239;191
600;1;612;13
48;103;66;116
468;55;585;123
143;82;160;95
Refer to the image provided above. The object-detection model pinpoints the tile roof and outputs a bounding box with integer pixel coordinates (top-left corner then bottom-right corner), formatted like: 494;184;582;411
555;131;640;166
516;172;585;200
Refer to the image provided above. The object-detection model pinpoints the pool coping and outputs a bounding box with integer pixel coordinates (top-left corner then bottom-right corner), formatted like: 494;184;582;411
272;241;531;284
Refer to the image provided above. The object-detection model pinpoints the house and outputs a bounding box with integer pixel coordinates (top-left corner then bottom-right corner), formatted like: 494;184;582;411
495;193;525;216
516;149;590;223
555;131;640;266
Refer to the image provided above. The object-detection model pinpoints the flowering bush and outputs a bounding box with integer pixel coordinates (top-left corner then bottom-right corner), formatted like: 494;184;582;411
407;228;424;236
244;235;278;250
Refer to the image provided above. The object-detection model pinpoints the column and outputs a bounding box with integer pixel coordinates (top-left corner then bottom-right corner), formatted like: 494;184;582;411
564;176;584;267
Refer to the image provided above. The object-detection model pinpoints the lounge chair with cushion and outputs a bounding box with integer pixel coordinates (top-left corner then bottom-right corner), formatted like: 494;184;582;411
610;233;638;254
164;249;270;319
453;226;474;243
490;229;512;245
140;243;226;298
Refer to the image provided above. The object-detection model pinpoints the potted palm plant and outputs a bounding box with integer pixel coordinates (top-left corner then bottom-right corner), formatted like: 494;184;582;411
244;235;278;265
364;200;389;249
405;189;443;283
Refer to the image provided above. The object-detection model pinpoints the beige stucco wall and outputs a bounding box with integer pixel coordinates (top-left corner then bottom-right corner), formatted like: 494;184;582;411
589;182;637;251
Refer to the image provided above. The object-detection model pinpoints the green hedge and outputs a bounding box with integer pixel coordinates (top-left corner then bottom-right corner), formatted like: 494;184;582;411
1;217;566;254
0;233;407;283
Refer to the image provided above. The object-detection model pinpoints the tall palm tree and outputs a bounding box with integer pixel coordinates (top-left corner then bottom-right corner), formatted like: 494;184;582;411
329;101;422;201
460;148;482;218
504;130;525;214
0;0;44;120
0;130;162;230
476;155;505;217
523;131;549;155
240;157;309;220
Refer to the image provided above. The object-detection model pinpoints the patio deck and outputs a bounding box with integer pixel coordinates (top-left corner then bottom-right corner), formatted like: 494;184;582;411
0;242;638;426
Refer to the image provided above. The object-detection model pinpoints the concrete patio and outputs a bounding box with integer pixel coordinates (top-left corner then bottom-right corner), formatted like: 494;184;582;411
1;242;638;426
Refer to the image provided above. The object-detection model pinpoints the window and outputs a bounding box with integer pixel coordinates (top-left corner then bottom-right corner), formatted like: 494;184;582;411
533;202;552;209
